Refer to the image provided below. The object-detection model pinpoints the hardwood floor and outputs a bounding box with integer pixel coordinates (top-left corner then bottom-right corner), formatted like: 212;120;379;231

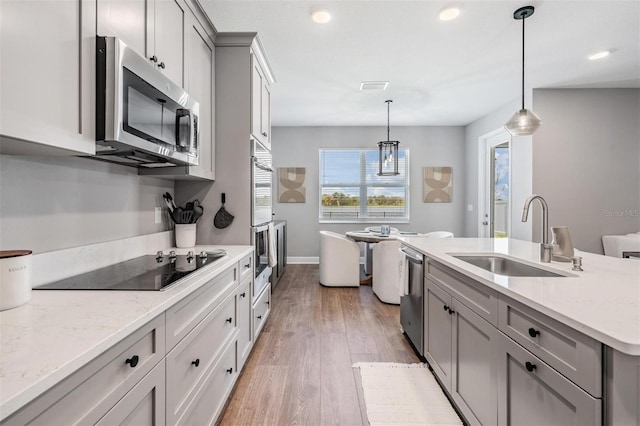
219;264;420;425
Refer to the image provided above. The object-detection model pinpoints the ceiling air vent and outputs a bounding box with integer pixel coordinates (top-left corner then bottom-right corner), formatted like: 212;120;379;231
360;81;389;91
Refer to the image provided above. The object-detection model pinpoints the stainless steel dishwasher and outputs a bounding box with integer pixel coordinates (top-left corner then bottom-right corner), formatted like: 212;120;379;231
400;246;424;357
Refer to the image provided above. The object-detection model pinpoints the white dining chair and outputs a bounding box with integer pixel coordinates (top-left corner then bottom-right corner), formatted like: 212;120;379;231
319;231;360;287
371;240;401;304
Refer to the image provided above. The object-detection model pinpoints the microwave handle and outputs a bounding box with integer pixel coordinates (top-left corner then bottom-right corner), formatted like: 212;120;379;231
175;108;191;148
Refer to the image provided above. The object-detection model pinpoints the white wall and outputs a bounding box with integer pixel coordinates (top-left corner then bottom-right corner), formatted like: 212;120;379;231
272;126;465;259
0;155;174;253
532;88;640;254
463;97;533;241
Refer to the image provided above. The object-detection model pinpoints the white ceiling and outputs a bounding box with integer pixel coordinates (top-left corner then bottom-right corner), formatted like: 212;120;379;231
201;0;640;127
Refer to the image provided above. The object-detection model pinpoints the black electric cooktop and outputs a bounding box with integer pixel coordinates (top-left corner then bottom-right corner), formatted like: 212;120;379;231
35;250;227;291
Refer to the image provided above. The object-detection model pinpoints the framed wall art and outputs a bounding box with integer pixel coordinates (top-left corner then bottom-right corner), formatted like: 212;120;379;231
278;167;306;203
423;166;452;203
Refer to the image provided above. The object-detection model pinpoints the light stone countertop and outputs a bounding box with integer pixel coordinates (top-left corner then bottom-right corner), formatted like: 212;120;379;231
0;244;253;422
399;237;640;356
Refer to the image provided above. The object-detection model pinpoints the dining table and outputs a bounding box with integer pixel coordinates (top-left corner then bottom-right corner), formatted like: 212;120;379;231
345;230;421;276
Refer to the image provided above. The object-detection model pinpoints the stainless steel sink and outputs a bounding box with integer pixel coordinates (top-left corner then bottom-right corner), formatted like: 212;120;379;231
452;255;567;277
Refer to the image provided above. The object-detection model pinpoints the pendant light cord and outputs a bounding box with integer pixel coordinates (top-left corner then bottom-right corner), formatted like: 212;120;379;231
386;100;391;141
521;15;525;110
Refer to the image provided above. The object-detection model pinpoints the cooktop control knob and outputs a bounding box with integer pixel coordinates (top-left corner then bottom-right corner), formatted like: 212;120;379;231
187;251;195;262
169;250;177;259
155;251;164;261
199;251;208;259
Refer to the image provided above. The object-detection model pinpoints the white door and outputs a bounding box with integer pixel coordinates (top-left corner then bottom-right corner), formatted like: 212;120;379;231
478;130;511;238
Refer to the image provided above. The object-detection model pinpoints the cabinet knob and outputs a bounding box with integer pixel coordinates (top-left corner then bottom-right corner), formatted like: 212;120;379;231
240;292;246;298
528;327;540;338
448;308;455;315
149;55;158;63
266;301;270;306
525;361;537;372
192;359;200;367
244;263;251;269
226;317;233;323
262;132;268;137
257;315;262;319
443;305;449;311
125;355;139;368
158;62;165;69
226;367;233;374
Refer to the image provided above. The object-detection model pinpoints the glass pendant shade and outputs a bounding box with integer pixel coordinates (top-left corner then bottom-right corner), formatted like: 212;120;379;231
378;100;400;176
378;140;399;176
504;108;542;136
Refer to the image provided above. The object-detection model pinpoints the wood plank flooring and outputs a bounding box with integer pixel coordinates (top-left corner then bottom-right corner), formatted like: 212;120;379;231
219;264;420;425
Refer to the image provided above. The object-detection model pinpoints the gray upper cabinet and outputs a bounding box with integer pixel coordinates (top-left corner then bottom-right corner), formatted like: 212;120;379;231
251;55;271;149
98;0;186;87
0;0;96;155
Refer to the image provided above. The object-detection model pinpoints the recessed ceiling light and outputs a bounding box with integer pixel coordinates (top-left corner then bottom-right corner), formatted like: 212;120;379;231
588;50;611;61
360;81;389;91
439;7;461;21
311;9;331;24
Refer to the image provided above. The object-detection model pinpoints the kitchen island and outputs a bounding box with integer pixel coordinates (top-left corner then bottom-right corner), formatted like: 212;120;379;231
0;236;263;425
398;237;640;425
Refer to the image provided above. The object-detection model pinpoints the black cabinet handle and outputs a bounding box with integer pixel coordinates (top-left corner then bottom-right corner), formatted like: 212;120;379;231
158;62;165;69
149;55;157;63
226;367;233;374
240;292;246;298
528;327;540;338
443;305;449;311
226;317;233;323
125;355;139;368
257;315;262;319
266;301;270;306
192;359;200;367
525;361;537;372
448;308;455;315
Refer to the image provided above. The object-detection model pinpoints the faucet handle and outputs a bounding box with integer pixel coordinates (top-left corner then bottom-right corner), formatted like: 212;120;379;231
571;256;583;271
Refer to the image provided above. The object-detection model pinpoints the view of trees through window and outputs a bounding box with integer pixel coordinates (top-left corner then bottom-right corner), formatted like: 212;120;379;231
319;148;409;221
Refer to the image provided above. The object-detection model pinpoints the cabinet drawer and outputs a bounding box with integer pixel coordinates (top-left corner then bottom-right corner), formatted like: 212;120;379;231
166;291;237;425
498;297;602;397
3;315;165;426
253;283;271;340
239;253;253;283
166;264;238;349
179;339;238;426
497;332;601;426
237;277;253;371
96;359;166;426
426;259;499;326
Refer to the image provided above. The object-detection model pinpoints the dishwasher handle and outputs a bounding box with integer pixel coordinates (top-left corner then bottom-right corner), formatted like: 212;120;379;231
401;247;423;264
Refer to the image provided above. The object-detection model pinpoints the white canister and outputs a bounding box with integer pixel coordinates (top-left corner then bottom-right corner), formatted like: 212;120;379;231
0;250;32;311
175;224;197;248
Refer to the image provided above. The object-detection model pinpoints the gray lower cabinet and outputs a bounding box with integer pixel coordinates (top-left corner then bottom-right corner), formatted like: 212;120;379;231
496;332;601;425
96;360;166;426
425;279;498;425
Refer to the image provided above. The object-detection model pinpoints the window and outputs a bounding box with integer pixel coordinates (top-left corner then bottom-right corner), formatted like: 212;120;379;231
319;148;409;222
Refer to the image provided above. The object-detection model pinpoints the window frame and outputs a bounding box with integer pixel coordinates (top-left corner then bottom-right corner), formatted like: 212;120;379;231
318;147;410;224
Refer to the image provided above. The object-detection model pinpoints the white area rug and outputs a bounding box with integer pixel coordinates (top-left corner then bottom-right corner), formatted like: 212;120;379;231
353;362;463;426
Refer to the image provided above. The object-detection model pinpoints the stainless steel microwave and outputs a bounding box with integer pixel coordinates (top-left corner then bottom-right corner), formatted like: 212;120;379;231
95;36;199;167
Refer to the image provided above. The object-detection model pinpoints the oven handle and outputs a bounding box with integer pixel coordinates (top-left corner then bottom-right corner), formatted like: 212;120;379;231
253;158;273;173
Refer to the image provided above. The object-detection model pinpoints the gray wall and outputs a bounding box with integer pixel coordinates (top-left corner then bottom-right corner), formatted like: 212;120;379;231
532;88;640;254
463;98;534;241
0;155;173;253
272;126;465;260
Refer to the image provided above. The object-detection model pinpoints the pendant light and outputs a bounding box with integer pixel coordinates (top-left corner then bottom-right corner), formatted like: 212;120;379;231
504;5;542;136
378;100;400;176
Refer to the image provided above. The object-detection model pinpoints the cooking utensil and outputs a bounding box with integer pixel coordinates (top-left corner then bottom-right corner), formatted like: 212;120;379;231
164;192;177;210
214;193;234;229
172;207;184;224
178;210;194;224
192;203;204;223
163;194;174;213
